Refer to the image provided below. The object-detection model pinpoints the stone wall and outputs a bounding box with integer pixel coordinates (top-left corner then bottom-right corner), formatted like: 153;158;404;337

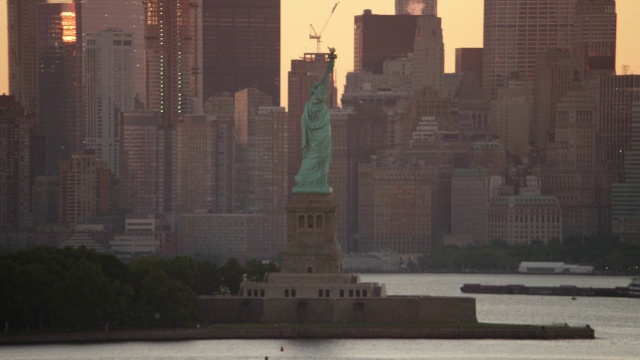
198;296;477;324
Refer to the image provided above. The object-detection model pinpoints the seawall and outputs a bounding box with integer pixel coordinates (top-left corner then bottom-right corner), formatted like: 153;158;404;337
0;324;594;345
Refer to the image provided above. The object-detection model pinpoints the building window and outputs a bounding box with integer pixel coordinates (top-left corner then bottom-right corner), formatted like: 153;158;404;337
260;289;265;297
340;289;344;297
299;215;305;228
356;289;361;297
363;290;368;297
349;289;354;297
285;289;289;297
319;289;324;297
291;289;297;298
317;215;323;228
308;215;313;228
307;266;313;273
325;289;330;297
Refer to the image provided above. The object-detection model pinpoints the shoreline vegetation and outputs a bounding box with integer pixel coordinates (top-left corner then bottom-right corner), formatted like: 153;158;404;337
0;323;595;345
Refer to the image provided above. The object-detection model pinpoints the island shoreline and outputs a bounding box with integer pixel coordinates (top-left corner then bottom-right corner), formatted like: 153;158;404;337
0;323;595;345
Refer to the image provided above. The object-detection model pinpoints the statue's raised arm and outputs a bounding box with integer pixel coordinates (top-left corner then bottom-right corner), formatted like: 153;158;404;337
293;49;336;194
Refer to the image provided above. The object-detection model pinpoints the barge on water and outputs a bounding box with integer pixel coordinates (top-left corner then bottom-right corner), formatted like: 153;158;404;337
460;283;636;298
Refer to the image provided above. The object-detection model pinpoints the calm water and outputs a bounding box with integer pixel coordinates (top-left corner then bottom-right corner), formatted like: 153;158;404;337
1;273;639;360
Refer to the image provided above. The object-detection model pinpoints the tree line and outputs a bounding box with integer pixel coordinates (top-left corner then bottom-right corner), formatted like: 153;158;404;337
0;247;278;333
420;235;640;274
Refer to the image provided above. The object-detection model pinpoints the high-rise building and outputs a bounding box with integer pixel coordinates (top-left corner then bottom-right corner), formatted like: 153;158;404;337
573;0;617;79
492;75;534;157
80;0;146;105
411;16;444;93
532;49;579;157
7;0;41;116
143;0;202;125
483;0;577;99
234;88;288;255
354;10;418;74
612;101;640;244
287;53;337;192
542;81;613;237
395;0;437;16
487;195;563;244
358;162;433;255
451;169;500;246
0;96;31;233
201;0;280;105
83;29;136;177
58;151;110;225
37;2;83;175
455;48;483;87
596;75;640;173
119;111;173;214
176;115;218;213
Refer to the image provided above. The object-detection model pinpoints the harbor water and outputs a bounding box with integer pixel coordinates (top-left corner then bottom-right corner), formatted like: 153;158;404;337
1;273;639;359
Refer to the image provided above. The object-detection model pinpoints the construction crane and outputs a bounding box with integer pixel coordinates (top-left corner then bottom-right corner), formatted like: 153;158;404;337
309;2;339;53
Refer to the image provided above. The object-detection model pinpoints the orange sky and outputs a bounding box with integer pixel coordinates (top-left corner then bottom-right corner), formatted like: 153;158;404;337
1;0;639;106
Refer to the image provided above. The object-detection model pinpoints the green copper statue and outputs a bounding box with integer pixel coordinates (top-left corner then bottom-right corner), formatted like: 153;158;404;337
293;48;336;193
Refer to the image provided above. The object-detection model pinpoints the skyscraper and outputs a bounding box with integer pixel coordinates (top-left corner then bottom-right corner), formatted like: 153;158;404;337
7;0;41;116
0;96;31;233
483;0;577;99
395;0;437;16
36;2;83;175
201;0;280;106
573;0;617;78
83;29;136;177
532;49;579;157
144;0;202;125
80;0;146;105
411;15;444;92
119;111;173;214
354;10;418;74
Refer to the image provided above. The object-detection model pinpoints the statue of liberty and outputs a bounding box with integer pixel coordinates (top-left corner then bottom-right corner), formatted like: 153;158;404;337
293;48;336;193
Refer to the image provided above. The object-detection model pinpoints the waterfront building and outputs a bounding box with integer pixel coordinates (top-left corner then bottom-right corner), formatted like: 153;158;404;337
143;0;202;125
0;96;31;233
354;10;418;74
83;29;135;177
468;142;506;177
451;169;499;246
487;195;563;244
483;0;576;100
201;0;280;105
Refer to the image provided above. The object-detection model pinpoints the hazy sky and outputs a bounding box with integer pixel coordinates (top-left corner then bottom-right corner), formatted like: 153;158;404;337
1;0;639;107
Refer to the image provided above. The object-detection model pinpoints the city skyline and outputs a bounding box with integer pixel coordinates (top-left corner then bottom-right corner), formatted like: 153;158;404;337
1;0;639;108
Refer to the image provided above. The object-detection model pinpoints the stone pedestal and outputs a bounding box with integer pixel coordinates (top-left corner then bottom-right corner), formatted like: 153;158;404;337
281;192;343;273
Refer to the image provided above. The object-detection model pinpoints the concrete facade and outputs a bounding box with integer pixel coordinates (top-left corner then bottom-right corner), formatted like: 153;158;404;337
199;296;477;325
